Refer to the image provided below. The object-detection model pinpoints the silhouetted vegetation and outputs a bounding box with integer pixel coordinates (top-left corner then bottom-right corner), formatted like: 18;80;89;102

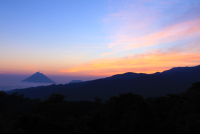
1;82;200;133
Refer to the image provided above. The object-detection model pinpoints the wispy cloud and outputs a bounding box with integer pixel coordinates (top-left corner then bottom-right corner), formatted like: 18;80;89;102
109;19;200;51
58;0;200;76
104;0;200;51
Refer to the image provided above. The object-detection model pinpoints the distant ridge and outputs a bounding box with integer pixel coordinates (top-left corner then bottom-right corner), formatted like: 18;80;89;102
8;65;200;101
104;72;149;80
21;72;55;83
69;80;83;84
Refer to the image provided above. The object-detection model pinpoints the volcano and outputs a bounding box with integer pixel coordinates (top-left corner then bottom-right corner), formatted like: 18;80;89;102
21;72;55;83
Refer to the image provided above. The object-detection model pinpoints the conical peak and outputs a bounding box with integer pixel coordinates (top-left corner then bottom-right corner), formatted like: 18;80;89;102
22;72;55;83
35;72;41;74
33;72;44;76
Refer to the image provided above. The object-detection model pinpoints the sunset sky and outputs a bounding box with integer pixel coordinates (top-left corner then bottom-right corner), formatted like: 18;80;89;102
0;0;200;76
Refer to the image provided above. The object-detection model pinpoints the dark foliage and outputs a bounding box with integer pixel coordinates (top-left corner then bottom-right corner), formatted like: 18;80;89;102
1;82;200;133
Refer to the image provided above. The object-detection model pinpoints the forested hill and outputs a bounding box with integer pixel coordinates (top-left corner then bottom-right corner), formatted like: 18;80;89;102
1;82;200;133
6;65;200;101
47;74;195;101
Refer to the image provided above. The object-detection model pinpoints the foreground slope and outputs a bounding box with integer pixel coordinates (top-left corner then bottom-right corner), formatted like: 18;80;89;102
2;82;200;133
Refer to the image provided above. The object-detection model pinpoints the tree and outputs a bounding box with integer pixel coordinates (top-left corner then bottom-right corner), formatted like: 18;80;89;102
46;94;65;103
94;97;102;104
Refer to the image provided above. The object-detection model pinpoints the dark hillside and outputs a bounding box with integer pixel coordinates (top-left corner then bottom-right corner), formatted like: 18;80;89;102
103;72;149;80
7;82;90;99
42;65;200;101
6;65;200;102
50;75;193;101
156;65;200;77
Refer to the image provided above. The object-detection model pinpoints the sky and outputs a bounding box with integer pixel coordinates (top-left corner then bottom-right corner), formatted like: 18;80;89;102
0;0;200;77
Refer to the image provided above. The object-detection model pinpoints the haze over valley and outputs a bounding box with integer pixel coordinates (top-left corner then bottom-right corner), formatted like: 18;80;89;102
0;74;101;91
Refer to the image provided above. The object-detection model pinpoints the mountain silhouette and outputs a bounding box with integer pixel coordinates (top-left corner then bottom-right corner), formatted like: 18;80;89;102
69;80;83;83
104;72;149;80
21;72;55;83
8;65;200;101
155;65;200;77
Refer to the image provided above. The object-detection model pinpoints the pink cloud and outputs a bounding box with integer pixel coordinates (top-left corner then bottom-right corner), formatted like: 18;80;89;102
104;0;200;54
58;0;200;76
109;19;200;51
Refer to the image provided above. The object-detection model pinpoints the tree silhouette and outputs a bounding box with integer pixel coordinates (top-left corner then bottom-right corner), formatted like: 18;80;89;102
94;97;102;104
46;94;65;103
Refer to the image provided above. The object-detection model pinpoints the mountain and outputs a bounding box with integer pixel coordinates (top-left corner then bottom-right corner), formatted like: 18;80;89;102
154;65;200;77
50;75;192;101
21;72;55;83
8;65;200;101
104;72;149;80
7;81;90;99
69;80;83;83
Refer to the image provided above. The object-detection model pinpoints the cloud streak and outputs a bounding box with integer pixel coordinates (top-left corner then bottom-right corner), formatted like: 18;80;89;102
58;0;200;76
109;19;200;51
59;50;200;76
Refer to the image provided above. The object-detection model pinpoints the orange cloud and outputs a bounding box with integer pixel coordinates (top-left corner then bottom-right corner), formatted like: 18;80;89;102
109;19;200;51
66;0;200;76
59;51;200;76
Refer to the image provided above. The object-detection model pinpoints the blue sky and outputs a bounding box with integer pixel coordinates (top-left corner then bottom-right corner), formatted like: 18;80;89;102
0;0;200;76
